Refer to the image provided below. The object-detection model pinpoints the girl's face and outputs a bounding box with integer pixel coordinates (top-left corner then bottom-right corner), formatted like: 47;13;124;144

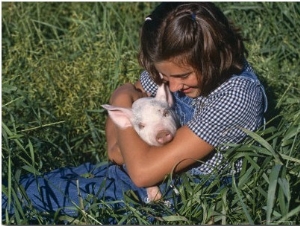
154;60;201;98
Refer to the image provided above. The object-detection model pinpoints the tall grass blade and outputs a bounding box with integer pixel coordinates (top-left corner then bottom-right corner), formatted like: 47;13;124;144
232;175;254;224
266;164;282;224
161;215;189;222
277;205;300;224
242;128;282;164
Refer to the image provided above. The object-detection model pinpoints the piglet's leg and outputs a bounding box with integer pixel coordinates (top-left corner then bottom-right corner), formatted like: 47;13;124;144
146;186;162;202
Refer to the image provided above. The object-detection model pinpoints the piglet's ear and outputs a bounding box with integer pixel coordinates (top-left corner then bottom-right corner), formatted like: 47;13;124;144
101;104;133;129
155;83;174;107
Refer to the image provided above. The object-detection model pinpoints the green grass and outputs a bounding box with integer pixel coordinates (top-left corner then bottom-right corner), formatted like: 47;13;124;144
2;2;300;224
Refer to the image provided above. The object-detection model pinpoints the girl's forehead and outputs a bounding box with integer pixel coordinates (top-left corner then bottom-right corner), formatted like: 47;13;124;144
154;61;193;75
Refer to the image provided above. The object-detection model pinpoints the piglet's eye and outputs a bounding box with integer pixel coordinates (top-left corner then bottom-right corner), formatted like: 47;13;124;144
163;109;169;117
138;123;145;129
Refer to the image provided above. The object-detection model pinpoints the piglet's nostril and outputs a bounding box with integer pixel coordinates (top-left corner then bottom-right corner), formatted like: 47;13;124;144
156;130;173;145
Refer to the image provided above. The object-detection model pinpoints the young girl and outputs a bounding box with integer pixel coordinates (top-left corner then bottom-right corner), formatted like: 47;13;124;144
2;2;267;222
106;2;268;186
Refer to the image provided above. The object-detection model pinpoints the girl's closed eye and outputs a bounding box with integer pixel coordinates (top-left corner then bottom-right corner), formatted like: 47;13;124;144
159;72;192;81
180;72;192;79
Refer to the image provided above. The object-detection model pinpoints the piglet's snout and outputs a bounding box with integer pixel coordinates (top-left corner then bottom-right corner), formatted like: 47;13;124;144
156;130;173;145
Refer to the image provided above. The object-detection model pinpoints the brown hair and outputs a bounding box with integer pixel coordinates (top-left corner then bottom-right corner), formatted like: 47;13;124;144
138;2;247;96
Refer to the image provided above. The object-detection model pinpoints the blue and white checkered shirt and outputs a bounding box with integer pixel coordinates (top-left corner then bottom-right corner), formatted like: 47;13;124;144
140;63;267;174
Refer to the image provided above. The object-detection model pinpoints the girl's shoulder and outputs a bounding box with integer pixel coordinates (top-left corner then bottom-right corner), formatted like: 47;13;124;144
209;66;264;99
209;76;261;101
194;69;266;116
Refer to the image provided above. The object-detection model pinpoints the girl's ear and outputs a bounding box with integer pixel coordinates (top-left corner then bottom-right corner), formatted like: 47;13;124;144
101;105;133;129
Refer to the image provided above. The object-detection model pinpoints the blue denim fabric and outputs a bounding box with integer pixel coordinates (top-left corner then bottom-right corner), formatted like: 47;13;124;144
2;162;178;222
3;163;142;215
172;91;195;126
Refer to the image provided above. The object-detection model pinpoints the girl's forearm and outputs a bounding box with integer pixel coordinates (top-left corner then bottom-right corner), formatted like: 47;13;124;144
117;127;154;186
106;117;124;165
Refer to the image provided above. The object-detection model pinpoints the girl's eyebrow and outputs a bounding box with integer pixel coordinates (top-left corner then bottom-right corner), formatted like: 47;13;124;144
161;71;193;78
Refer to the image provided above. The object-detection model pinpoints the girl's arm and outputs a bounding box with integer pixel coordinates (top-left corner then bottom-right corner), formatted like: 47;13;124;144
117;124;214;187
106;81;148;164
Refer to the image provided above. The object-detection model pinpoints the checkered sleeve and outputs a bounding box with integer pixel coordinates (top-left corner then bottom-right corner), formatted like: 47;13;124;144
140;70;158;97
187;78;264;148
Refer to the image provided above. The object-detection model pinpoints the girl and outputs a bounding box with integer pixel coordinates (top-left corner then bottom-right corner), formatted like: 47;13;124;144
2;2;267;222
106;2;268;187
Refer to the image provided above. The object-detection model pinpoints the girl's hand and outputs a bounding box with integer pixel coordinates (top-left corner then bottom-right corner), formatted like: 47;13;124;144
109;82;148;108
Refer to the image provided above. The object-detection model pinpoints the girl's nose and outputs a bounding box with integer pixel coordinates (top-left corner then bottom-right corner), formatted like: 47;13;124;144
168;78;182;92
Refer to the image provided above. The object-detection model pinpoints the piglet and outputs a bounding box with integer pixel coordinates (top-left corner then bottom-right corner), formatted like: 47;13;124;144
102;83;179;202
